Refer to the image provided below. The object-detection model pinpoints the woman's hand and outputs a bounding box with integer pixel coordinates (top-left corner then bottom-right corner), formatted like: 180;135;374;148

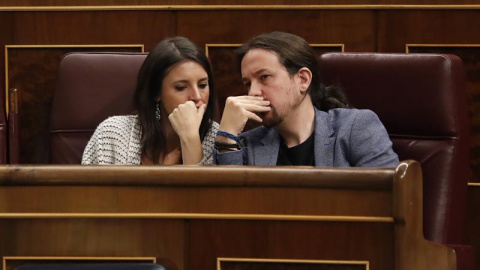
217;96;270;142
169;101;206;140
168;100;206;165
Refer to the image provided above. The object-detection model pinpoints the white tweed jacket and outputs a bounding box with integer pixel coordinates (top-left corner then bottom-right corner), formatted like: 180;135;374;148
82;115;218;165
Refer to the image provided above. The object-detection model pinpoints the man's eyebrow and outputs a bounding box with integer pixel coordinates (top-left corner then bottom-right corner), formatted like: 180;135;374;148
254;68;269;75
242;68;269;83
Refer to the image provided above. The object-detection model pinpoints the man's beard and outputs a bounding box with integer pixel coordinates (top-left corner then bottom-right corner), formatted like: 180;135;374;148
261;109;283;128
260;85;306;129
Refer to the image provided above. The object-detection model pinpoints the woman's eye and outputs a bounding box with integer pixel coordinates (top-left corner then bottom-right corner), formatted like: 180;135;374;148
244;82;251;89
260;74;270;81
199;83;208;89
175;86;187;91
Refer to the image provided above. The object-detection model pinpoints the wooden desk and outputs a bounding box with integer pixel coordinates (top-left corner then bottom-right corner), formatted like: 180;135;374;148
0;161;455;270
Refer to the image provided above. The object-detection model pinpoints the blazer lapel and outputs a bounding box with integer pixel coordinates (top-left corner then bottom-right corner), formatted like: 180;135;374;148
314;109;335;167
253;129;280;166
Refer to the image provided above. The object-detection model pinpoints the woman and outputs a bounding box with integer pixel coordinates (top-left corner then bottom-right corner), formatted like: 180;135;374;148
82;36;218;165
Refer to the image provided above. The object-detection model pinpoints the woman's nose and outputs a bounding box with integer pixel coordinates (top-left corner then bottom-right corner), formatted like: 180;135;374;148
189;87;202;102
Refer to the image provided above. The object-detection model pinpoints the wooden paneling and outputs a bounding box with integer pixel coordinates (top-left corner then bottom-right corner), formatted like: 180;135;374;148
0;186;392;217
0;165;394;216
3;257;157;270
0;12;14;102
190;220;392;270
1;1;480;7
466;186;480;270
218;258;368;270
177;10;375;51
0;219;185;270
377;10;480;52
9;11;174;46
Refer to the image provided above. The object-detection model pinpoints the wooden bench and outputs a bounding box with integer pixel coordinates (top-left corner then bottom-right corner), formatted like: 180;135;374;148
0;161;456;270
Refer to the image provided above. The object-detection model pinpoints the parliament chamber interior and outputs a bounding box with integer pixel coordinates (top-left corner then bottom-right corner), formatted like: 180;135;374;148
0;1;480;270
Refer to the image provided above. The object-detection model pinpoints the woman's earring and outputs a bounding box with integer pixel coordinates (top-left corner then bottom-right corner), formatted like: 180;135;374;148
155;103;161;121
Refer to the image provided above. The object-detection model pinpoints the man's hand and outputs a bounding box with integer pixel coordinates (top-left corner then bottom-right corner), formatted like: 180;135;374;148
218;96;271;138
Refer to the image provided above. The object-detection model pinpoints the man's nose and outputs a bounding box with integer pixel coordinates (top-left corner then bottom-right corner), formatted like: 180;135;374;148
248;81;262;96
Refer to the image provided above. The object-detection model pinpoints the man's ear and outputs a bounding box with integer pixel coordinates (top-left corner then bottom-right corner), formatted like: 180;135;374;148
297;67;312;94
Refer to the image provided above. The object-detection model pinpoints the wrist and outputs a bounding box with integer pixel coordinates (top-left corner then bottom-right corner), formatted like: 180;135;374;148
215;135;237;144
218;123;241;136
214;140;240;153
178;131;200;144
216;130;240;144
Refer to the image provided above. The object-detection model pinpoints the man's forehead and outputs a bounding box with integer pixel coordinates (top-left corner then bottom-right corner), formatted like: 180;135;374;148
241;48;282;75
244;48;280;63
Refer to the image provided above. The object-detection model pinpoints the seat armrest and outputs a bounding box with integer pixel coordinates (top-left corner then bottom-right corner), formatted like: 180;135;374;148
446;244;475;270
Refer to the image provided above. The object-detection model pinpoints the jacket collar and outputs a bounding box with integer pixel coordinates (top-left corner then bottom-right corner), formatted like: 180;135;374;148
313;108;335;167
251;128;280;166
252;107;335;166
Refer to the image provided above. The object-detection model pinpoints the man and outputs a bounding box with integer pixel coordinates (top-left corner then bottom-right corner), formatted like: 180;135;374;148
214;31;398;167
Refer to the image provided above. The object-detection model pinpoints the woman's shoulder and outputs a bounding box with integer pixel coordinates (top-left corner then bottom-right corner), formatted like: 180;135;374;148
93;115;140;140
97;115;138;129
83;115;140;165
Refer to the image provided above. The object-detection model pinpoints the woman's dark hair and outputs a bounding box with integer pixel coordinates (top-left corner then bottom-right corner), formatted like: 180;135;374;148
135;36;216;163
235;31;349;111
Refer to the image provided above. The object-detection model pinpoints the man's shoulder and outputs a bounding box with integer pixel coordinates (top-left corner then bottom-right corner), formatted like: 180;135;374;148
325;108;379;126
312;107;382;138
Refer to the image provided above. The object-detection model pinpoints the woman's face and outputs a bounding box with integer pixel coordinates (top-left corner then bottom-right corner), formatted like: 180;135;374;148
159;60;210;115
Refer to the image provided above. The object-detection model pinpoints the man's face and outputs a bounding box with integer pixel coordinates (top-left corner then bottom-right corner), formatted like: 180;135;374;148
241;48;304;128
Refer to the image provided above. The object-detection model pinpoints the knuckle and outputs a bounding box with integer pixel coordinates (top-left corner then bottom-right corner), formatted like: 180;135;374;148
225;97;234;104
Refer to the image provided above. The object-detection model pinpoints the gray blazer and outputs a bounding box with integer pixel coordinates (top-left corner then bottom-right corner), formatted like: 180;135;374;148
215;108;399;167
